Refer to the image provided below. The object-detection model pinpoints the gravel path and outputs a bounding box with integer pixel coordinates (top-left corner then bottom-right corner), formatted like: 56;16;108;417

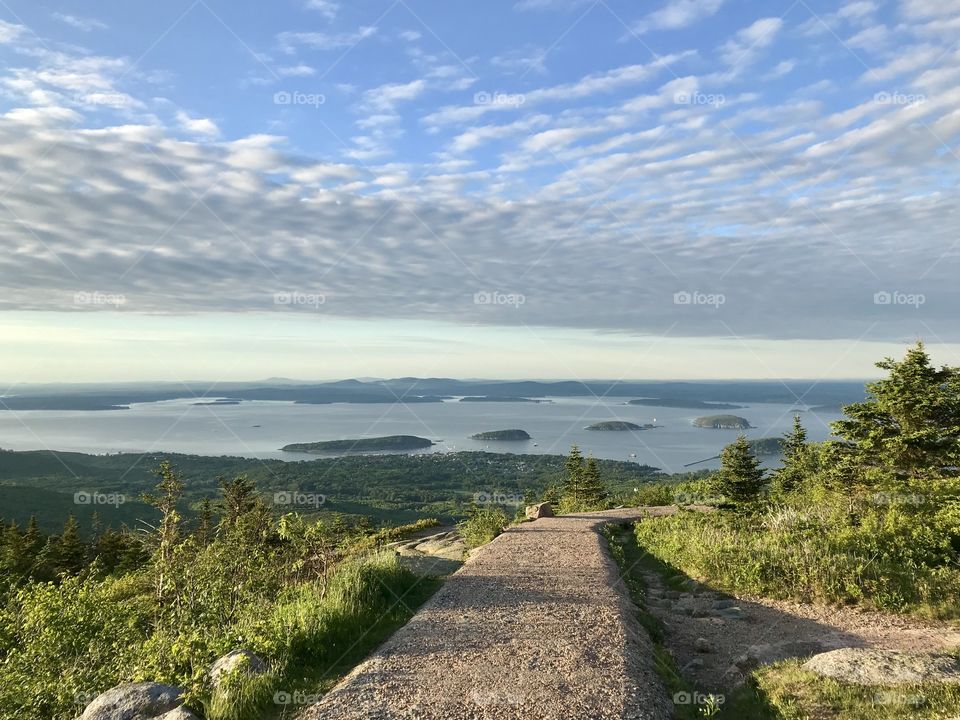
641;565;960;692
298;508;679;720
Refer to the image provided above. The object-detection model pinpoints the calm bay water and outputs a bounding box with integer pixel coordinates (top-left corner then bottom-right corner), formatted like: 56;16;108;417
0;397;844;473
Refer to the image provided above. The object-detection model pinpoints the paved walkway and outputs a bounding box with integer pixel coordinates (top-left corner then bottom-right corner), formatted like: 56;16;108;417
299;508;679;720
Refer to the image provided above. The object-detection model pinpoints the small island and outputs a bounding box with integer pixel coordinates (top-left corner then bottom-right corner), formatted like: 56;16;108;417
693;415;753;429
459;396;548;403
747;437;784;456
470;429;532;441
281;435;434;453
585;421;646;431
628;398;744;410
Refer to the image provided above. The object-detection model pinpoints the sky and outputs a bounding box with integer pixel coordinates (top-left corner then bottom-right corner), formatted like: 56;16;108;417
0;0;958;382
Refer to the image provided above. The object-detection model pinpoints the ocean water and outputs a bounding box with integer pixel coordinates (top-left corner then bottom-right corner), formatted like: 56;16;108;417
0;396;844;473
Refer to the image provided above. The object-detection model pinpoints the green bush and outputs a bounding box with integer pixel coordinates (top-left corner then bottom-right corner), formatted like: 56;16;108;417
0;573;151;719
458;506;508;548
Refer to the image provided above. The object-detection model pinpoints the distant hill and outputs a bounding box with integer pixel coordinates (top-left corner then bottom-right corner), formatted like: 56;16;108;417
0;379;866;411
470;429;532;441
459;396;546;403
693;415;752;429
281;435;435;453
628;398;744;410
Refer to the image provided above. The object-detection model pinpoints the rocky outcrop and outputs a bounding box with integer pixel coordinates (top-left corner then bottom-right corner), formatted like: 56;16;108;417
802;648;960;685
209;649;268;688
525;502;555;519
77;682;197;720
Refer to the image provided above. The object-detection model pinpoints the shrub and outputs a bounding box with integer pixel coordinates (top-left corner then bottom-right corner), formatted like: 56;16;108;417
458;506;508;548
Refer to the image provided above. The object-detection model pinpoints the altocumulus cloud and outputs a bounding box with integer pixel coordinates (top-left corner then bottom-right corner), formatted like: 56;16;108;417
0;2;958;343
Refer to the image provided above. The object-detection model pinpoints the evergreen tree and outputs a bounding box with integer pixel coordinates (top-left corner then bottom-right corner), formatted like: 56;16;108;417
0;521;29;577
144;461;185;609
832;342;960;481
771;415;809;495
562;445;585;508
52;514;87;576
713;435;766;512
22;516;43;575
195;498;214;545
580;456;609;509
218;474;257;528
92;527;131;572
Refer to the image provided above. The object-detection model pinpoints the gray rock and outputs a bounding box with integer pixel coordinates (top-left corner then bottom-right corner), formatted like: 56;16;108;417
802;648;960;686
78;683;196;720
209;649;268;687
711;599;735;610
524;502;555;520
734;640;825;671
158;710;200;720
717;606;746;620
694;637;714;653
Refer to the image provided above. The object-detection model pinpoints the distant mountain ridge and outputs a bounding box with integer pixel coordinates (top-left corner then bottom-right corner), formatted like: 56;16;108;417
0;379;866;411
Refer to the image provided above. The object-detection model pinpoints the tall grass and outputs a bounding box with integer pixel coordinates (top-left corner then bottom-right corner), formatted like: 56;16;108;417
633;494;960;617
0;552;437;720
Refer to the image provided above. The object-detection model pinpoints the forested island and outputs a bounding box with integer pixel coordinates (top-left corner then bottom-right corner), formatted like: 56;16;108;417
586;421;647;431
281;435;434;453
628;398;744;409
692;415;752;429
470;429;532;441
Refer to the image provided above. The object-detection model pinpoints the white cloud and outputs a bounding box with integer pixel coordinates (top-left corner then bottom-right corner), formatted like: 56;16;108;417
719;17;783;68
303;0;339;21
0;19;24;43
176;111;219;137
631;0;726;34
278;27;377;54
51;13;108;32
278;65;316;77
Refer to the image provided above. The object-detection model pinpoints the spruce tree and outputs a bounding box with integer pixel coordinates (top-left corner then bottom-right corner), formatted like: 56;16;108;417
772;415;809;495
832;342;960;481
145;461;185;609
53;514;87;576
218;475;257;528
580;456;608;509
562;445;585;509
195;498;214;545
22;516;43;573
714;435;766;512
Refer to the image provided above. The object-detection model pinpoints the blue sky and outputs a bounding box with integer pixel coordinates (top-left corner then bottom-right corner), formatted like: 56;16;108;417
1;0;959;381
